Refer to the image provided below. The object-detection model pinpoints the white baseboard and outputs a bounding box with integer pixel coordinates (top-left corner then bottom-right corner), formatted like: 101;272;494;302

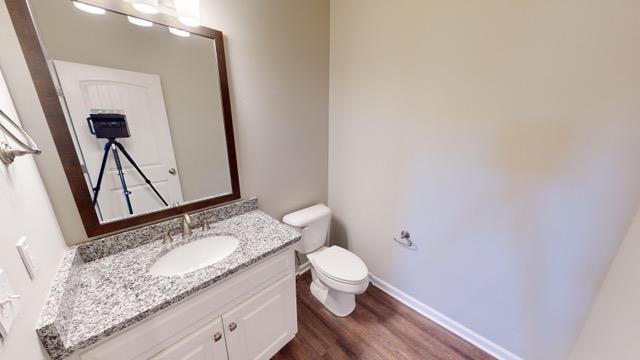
296;261;311;275
368;274;523;360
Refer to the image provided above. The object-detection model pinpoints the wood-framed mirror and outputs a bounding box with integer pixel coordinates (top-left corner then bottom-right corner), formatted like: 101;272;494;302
6;0;241;237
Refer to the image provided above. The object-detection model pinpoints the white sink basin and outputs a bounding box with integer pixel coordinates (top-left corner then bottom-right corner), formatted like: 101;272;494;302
149;236;239;276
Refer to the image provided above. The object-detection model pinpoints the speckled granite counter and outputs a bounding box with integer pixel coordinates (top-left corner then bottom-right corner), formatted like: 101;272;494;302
38;199;301;360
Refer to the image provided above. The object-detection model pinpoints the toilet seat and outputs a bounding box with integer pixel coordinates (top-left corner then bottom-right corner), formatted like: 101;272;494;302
308;246;369;285
307;246;370;316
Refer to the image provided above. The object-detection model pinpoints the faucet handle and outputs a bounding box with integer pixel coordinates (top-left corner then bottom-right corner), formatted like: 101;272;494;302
181;212;193;237
162;231;173;245
202;220;211;231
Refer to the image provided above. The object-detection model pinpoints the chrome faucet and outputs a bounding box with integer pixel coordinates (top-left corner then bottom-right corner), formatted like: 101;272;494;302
181;213;193;237
153;230;174;245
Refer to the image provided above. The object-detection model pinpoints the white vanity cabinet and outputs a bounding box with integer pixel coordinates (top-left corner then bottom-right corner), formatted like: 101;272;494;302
150;274;296;360
76;249;297;360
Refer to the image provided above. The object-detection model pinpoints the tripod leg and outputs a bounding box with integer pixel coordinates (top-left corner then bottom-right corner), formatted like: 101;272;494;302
92;139;113;206
113;141;169;207
111;146;134;215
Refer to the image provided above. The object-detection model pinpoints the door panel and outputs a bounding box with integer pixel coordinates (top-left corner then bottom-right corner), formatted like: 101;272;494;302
54;60;184;221
150;317;228;360
223;275;296;360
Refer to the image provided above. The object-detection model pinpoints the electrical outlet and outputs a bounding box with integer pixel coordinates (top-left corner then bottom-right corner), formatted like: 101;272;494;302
16;236;37;279
0;269;21;339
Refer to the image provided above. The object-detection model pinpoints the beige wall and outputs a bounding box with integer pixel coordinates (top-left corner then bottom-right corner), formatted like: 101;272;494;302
569;206;640;360
202;0;329;223
16;0;329;245
0;3;67;358
329;0;640;359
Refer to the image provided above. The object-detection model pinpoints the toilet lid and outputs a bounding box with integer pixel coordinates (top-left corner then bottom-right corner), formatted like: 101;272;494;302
310;246;368;284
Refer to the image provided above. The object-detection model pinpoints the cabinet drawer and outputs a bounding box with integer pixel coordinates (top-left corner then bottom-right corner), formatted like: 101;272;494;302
80;249;294;360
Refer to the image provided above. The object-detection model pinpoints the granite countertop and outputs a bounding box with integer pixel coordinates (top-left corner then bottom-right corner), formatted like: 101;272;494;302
37;199;301;360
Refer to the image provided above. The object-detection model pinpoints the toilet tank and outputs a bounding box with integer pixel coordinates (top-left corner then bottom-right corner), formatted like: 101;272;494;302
282;204;331;254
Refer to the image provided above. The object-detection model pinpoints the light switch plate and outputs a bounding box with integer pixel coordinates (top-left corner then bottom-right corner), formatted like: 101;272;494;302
0;269;21;339
16;236;37;279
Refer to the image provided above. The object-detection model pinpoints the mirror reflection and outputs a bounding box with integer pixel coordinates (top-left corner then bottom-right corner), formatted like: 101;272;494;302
28;0;232;222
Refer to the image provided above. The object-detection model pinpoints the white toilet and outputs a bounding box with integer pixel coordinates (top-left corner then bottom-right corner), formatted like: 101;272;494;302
283;204;369;317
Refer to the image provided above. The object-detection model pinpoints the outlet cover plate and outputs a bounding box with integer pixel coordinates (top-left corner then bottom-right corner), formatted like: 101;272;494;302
16;236;37;279
0;269;21;339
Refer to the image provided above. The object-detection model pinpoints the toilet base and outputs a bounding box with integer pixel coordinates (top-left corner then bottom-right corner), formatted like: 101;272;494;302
310;269;356;317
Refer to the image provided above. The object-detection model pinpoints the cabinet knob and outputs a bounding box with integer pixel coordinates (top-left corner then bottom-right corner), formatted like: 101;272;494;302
229;322;237;332
168;168;177;175
213;332;222;342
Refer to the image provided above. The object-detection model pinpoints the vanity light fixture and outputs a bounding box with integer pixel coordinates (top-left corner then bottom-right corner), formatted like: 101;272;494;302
175;0;200;27
168;27;190;37
127;16;153;27
73;1;106;15
132;0;159;14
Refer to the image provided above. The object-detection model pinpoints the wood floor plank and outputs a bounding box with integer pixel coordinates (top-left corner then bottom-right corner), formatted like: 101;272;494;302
273;273;495;360
355;291;459;359
364;286;493;360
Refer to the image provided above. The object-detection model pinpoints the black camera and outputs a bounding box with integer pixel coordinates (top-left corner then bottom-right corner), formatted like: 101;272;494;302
87;113;131;139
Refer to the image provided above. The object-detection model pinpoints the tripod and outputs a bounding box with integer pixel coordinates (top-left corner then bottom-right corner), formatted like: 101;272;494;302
92;138;168;215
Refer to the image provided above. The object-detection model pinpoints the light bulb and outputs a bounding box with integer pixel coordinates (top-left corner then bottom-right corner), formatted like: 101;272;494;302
127;16;153;27
132;0;158;14
73;1;106;15
175;0;200;27
169;27;191;37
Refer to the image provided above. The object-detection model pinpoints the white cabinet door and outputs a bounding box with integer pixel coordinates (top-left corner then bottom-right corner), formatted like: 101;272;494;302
223;275;296;360
150;317;228;360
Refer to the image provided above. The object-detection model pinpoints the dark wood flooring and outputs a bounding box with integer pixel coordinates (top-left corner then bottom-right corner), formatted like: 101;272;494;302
273;273;495;360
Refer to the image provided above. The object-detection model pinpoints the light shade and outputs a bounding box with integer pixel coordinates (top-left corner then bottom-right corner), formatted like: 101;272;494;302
175;0;200;27
73;1;106;15
127;16;153;27
132;0;158;14
169;27;191;38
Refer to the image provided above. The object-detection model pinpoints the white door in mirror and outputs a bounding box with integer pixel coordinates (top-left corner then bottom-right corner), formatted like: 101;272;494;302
54;60;184;222
0;270;21;339
149;236;239;276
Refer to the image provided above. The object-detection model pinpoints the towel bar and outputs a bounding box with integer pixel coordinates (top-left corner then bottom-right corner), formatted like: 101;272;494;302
0;108;41;165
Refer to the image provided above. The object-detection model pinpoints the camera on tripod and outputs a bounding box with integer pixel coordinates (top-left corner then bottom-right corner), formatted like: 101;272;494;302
87;113;131;139
87;112;168;216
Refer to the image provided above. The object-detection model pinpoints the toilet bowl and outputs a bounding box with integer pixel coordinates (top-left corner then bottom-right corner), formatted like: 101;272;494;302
283;205;369;317
307;245;369;316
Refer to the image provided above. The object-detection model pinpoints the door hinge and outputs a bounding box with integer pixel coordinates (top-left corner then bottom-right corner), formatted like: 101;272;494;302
80;164;88;174
55;88;65;98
